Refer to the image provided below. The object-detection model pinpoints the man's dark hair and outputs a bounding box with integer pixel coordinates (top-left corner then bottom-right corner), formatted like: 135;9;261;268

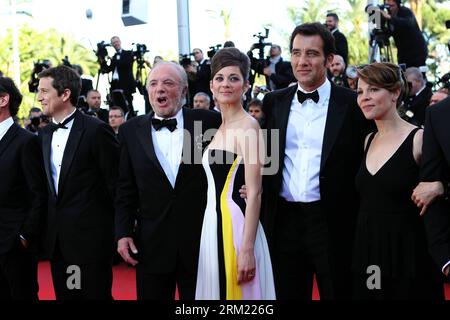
223;41;235;48
248;98;263;108
0;76;23;117
289;22;336;57
109;105;124;117
38;65;81;106
326;13;339;21
210;47;250;81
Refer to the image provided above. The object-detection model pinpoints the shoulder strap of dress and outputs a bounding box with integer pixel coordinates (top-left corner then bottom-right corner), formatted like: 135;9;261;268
364;132;376;154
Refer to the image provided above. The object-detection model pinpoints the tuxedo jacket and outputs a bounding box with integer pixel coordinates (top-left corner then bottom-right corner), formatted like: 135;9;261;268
40;110;119;264
421;96;450;270
0;124;47;255
115;108;221;274
404;86;432;127
109;50;136;95
261;83;371;250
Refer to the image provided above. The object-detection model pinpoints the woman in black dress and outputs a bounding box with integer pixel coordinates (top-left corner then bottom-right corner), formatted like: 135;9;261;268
352;62;444;300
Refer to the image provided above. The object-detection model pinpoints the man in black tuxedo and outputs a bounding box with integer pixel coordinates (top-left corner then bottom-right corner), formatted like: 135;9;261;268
403;67;432;127
262;22;370;300
412;96;450;281
116;61;221;300
108;36;136;117
37;66;119;300
325;13;348;66
0;77;47;300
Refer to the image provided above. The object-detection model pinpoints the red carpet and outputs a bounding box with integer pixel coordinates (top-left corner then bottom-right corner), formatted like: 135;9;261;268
37;261;450;300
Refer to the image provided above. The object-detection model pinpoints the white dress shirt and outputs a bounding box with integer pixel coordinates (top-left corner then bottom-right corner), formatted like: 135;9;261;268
152;109;184;188
0;117;14;141
50;110;76;195
280;79;331;202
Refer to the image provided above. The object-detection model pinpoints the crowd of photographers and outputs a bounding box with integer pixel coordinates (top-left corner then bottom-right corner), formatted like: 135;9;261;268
12;0;449;136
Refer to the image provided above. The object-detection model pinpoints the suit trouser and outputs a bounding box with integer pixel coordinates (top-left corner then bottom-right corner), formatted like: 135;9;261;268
272;197;351;300
50;240;113;300
0;238;38;300
136;258;197;300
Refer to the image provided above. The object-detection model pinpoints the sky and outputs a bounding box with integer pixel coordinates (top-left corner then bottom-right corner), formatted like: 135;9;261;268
4;0;305;61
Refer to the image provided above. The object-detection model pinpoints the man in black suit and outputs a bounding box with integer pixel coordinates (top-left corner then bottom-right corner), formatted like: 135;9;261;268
403;67;432;127
262;22;370;300
191;48;213;102
86;89;109;123
108;36;136;117
412;96;450;281
325;13;348;66
116;61;221;300
0;77;47;300
37;66;119;300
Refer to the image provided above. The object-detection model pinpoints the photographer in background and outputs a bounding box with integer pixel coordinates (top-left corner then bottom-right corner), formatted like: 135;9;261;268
191;48;212;103
24;107;49;134
381;0;428;68
105;36;136;117
248;44;295;91
28;59;52;93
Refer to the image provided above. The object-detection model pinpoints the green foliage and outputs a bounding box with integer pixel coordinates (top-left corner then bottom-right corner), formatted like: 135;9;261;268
0;25;97;121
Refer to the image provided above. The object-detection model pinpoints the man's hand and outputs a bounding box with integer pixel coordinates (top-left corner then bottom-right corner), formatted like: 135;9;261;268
239;185;247;199
412;181;444;216
380;10;391;20
263;67;272;77
117;237;139;266
20;238;29;249
444;265;449;277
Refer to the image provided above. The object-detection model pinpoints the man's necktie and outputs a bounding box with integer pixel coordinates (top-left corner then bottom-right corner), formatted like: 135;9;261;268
151;118;177;132
297;90;320;104
48;112;76;132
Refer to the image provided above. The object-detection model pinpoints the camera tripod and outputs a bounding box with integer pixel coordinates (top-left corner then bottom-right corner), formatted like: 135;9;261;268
368;30;393;63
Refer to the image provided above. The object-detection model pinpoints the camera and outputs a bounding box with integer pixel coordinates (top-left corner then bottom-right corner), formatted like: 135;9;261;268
365;1;391;32
28;60;51;93
179;53;194;67
133;43;149;63
248;28;272;75
207;44;222;59
95;41;111;60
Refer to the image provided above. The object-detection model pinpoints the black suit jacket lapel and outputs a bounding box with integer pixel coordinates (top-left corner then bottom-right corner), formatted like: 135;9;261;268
41;126;57;197
321;84;347;170
58;111;84;196
175;108;194;189
136;112;173;190
277;85;297;171
0;123;19;159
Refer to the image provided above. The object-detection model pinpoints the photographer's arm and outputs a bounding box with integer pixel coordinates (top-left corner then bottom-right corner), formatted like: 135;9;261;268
382;7;415;29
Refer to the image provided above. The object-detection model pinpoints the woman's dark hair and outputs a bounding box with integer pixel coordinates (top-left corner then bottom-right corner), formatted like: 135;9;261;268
210;47;250;81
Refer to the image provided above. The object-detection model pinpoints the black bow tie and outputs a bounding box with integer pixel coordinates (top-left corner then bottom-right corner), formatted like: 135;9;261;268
151;118;177;132
297;90;320;104
48;112;76;132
